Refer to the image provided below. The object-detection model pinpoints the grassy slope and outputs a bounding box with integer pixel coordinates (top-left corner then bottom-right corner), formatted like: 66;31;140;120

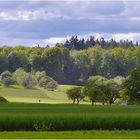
0;84;79;104
1;130;140;139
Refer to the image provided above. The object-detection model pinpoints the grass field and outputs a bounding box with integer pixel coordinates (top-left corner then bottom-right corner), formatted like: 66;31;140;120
0;85;79;104
0;103;140;131
1;85;140;139
1;130;140;139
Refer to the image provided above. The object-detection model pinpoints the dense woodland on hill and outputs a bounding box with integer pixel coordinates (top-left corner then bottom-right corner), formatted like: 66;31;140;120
0;36;140;85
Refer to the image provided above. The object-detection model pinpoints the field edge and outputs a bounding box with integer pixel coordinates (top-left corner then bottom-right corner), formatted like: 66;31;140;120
1;130;140;139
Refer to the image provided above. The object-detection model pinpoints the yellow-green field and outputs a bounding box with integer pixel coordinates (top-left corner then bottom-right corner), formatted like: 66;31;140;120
1;130;140;139
0;85;82;104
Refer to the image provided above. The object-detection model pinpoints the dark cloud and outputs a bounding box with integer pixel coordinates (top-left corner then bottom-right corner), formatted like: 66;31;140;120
0;18;139;40
0;1;139;46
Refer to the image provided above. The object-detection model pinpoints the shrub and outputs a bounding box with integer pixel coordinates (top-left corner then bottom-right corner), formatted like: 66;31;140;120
13;68;28;86
0;96;8;103
39;76;58;90
35;71;46;81
1;71;12;80
2;77;16;87
45;81;58;90
21;74;37;88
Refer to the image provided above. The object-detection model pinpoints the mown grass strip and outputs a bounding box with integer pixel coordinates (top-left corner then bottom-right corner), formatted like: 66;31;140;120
1;130;140;139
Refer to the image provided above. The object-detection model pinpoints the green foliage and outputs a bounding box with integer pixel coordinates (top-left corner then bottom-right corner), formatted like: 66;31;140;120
85;76;107;105
0;96;8;103
32;55;44;71
0;53;8;73
1;70;12;79
123;68;140;103
1;71;16;87
84;85;102;105
21;74;37;88
35;71;46;81
13;69;38;88
38;76;58;90
13;68;28;85
45;81;58;91
8;51;29;72
85;76;120;105
66;87;84;104
104;79;120;104
2;77;16;87
42;47;71;83
0;45;140;85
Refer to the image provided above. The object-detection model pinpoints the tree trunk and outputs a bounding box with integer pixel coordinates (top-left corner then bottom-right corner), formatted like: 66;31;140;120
102;101;105;105
73;99;75;104
95;101;96;105
77;99;79;104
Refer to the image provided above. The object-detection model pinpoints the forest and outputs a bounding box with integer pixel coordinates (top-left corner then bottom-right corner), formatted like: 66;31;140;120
0;36;140;85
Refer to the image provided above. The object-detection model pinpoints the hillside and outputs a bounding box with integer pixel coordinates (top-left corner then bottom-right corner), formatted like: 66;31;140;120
0;85;80;104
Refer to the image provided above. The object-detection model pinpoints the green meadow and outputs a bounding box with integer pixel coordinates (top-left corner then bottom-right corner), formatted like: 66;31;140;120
0;103;140;131
1;130;140;139
0;85;140;138
0;85;78;104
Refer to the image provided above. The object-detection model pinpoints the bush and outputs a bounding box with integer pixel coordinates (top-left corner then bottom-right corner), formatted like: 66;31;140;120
35;71;46;81
45;80;58;90
39;76;58;90
2;77;16;87
13;68;28;86
0;96;8;103
21;74;37;88
1;71;12;80
0;83;2;87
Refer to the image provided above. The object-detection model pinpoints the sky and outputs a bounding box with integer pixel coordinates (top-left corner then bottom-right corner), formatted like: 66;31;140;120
0;0;140;46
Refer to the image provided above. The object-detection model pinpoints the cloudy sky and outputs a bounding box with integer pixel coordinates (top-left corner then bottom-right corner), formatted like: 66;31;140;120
0;0;140;46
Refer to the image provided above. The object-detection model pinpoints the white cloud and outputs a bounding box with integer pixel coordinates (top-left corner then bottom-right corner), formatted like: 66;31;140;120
45;36;71;45
45;33;140;46
0;11;18;20
111;33;140;42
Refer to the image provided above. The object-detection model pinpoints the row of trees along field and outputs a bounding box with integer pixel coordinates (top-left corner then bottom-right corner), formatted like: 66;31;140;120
67;68;140;105
0;67;140;105
0;36;140;85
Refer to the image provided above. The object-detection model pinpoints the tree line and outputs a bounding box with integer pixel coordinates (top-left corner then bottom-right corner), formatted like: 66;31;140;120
0;40;140;85
56;36;138;50
66;67;140;105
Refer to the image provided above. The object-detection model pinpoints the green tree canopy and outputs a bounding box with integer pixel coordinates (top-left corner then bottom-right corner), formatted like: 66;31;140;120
66;87;84;104
123;68;140;103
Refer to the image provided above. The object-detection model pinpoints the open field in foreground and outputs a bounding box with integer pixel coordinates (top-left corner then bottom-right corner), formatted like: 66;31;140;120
0;103;140;131
1;130;140;139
